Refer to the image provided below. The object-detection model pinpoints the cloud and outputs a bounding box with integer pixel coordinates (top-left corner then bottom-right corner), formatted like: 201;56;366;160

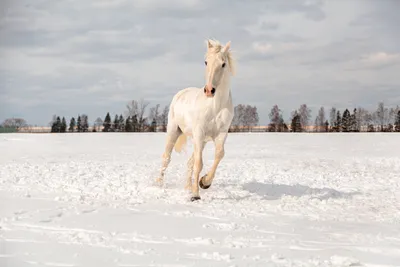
359;52;400;69
251;41;305;56
1;0;399;126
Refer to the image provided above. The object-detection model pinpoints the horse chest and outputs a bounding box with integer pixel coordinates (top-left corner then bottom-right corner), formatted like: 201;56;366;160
203;108;233;132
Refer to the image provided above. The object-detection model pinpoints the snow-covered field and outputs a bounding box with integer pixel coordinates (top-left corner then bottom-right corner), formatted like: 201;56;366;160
1;133;400;267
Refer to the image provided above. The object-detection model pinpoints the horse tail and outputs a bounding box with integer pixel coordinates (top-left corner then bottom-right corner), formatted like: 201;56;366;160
174;134;187;153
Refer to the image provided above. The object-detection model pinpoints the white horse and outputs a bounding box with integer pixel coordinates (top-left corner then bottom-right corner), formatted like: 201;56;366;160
156;39;236;201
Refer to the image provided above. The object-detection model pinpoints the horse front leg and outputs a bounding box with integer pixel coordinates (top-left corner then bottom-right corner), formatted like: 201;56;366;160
199;132;227;190
185;141;206;191
191;138;205;201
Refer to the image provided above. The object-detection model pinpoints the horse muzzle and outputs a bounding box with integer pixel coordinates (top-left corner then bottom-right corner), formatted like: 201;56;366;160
204;85;216;98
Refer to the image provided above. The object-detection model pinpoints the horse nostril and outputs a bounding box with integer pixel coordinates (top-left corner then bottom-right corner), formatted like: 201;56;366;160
211;88;216;94
204;87;206;93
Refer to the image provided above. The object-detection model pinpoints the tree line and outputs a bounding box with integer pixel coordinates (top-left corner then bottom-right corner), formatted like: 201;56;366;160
265;102;400;132
49;99;169;133
3;99;400;133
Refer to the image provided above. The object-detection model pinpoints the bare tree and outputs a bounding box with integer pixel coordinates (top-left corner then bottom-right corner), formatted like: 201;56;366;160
232;104;245;131
356;107;368;131
126;99;149;132
147;104;161;132
375;102;388;132
243;105;259;131
230;104;259;132
298;104;312;132
365;112;374;131
149;104;160;123
94;117;103;132
329;107;336;130
315;107;326;132
388;107;397;131
159;105;169;132
126;100;138;118
2;118;28;130
268;104;281;132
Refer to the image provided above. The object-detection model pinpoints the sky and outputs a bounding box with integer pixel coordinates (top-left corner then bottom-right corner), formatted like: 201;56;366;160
1;0;400;126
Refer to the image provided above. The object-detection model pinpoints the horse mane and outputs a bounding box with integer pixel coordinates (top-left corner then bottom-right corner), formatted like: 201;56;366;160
205;39;236;76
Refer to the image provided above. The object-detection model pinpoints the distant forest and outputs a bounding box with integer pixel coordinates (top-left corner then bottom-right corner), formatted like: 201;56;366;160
2;99;400;133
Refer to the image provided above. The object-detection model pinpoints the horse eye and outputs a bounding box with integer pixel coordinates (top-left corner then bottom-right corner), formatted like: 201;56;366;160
205;61;207;66
222;63;226;68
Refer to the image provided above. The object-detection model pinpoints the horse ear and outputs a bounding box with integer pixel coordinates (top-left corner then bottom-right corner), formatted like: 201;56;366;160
207;39;214;49
222;41;231;54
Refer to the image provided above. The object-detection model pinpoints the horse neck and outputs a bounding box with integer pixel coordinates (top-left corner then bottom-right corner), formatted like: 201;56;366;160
212;75;231;111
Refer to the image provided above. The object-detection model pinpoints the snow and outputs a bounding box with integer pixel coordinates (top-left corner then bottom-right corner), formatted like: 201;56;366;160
1;132;400;267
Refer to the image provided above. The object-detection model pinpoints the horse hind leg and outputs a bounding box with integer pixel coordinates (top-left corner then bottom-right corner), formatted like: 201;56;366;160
156;126;182;186
185;152;194;191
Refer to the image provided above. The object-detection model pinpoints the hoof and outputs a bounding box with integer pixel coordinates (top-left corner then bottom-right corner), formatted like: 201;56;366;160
190;196;201;202
155;178;164;186
199;176;211;190
155;178;164;187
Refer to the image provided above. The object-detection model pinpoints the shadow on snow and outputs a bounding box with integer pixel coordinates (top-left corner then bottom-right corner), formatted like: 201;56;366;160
242;182;360;200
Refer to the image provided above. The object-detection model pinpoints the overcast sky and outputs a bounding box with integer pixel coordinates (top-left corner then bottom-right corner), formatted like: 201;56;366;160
1;0;399;126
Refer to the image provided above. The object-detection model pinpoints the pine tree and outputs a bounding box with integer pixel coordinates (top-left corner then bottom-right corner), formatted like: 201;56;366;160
61;117;67;133
125;116;133;132
350;108;357;132
395;110;400;132
132;115;138;132
81;114;89;132
69;117;76;132
52;116;62;132
56;116;61;132
118;114;125;132
290;111;302;132
342;109;351;132
112;115;119;132
51;115;61;132
149;118;157;132
334;110;342;132
103;112;111;132
77;116;82;132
